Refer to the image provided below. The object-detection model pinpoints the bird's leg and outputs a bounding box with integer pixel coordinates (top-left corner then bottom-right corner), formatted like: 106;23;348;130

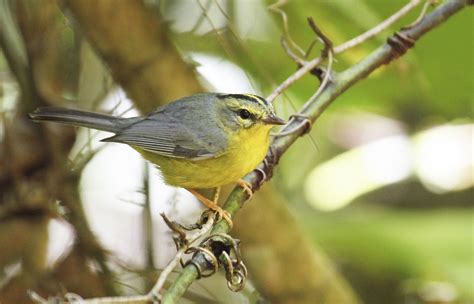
237;179;253;199
186;188;233;229
213;186;221;203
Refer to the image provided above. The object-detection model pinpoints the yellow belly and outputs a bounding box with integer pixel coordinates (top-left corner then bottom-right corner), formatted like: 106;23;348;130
135;125;272;189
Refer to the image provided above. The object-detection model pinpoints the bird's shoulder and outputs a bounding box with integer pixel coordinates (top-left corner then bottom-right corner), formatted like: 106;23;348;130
110;94;228;160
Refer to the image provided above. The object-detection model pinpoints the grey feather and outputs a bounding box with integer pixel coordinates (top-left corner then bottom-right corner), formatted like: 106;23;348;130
103;94;229;160
29;107;138;133
29;93;257;160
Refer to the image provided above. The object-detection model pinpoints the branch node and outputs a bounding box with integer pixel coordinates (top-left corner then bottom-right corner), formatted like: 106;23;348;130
150;292;161;303
253;145;279;190
310;66;336;83
184;233;248;291
272;114;313;140
254;168;267;187
290;114;313;135
387;31;416;59
184;246;219;278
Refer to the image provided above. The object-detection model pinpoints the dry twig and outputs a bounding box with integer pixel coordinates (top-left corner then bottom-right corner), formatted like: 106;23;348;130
266;0;424;102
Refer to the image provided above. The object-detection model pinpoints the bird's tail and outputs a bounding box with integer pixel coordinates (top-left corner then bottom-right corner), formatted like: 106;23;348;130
29;107;131;133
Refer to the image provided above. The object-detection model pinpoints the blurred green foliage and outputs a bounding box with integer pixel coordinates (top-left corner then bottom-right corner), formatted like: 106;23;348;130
303;208;473;303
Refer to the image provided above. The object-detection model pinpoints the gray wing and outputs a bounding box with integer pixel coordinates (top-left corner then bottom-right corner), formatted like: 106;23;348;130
103;98;227;160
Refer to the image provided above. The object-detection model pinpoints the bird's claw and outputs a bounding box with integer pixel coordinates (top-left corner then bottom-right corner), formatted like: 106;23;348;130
237;179;254;199
214;207;233;229
186;188;233;229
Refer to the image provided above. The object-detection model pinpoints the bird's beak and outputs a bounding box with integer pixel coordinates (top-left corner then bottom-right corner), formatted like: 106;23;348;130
262;114;286;125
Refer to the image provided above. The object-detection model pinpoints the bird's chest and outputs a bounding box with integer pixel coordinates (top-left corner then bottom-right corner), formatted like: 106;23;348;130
225;125;271;173
142;125;271;189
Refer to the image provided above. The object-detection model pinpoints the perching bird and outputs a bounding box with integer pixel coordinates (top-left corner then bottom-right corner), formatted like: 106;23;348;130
29;93;285;226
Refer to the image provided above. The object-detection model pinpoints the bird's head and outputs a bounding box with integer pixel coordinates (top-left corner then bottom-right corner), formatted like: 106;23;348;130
216;93;285;132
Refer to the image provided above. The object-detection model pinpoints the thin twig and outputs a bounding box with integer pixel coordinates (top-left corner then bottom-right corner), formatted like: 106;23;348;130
266;0;424;102
274;49;333;137
269;0;306;57
303;49;333;112
30;213;215;304
280;37;306;66
161;1;469;303
274;19;334;137
212;0;316;147
149;213;215;300
191;0;213;33
403;0;437;29
307;17;333;51
143;162;155;286
334;0;422;53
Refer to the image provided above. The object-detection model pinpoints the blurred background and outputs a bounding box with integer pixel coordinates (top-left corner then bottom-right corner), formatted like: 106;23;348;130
0;0;472;303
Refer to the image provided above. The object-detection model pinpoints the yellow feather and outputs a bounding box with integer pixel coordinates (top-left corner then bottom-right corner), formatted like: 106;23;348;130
136;123;272;189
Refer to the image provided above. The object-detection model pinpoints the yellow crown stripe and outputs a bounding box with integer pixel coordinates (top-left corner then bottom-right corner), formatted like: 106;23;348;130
243;94;267;107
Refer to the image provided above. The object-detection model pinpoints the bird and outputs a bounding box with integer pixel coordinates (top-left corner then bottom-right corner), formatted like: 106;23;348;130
29;93;285;227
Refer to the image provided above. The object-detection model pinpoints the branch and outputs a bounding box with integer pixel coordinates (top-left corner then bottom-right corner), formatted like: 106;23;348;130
334;0;422;53
148;213;216;301
266;0;424;102
161;0;470;302
30;212;216;304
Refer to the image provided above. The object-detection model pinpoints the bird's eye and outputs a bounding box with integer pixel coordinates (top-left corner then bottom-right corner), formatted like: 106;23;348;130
238;109;251;119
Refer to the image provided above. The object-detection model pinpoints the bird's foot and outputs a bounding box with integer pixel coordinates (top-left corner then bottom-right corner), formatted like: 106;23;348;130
186;188;233;229
214;207;233;229
237;179;253;199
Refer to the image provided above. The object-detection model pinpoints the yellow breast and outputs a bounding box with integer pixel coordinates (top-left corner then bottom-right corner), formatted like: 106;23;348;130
136;124;272;189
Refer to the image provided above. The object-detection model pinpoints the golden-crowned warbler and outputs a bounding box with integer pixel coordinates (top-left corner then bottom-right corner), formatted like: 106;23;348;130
29;93;285;225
